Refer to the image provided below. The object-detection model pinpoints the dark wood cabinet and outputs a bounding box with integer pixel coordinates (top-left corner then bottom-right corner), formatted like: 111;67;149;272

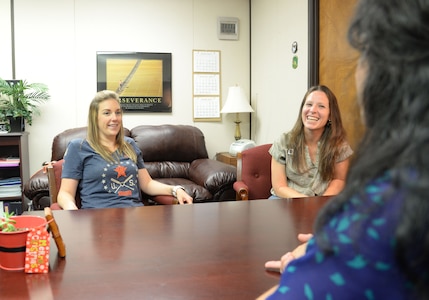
0;132;29;214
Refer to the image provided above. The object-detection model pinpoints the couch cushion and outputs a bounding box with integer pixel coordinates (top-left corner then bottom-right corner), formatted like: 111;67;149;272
130;125;208;162
51;127;87;161
145;161;190;179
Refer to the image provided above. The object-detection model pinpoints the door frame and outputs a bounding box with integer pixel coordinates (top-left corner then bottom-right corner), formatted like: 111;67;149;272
308;0;319;87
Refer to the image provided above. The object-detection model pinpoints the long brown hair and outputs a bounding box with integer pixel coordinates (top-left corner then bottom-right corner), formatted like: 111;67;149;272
288;85;348;181
86;90;137;163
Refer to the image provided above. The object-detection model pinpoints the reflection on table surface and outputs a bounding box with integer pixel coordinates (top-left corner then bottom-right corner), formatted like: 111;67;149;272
1;196;331;299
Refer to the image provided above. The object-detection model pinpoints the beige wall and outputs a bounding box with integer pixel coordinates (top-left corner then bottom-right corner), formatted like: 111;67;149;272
251;0;309;145
1;0;308;176
0;1;13;78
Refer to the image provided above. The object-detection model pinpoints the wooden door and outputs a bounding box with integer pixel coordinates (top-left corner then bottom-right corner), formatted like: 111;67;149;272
318;0;364;151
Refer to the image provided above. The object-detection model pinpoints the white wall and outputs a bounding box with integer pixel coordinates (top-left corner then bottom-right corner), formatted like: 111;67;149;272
1;0;250;175
0;1;13;79
1;0;309;177
251;0;309;145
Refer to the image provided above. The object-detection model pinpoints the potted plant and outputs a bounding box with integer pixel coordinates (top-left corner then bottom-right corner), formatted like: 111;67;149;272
0;211;18;232
0;211;47;270
0;78;50;132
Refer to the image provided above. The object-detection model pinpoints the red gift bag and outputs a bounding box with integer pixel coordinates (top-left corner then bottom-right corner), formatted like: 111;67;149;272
24;226;50;273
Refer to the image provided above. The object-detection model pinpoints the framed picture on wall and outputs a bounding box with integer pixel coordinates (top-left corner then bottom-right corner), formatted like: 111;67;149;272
97;51;172;112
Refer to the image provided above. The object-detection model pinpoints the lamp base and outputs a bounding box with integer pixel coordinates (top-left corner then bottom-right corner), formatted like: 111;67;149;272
234;119;241;140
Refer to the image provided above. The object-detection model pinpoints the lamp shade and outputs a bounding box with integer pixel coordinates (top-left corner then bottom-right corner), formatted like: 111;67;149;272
221;86;254;113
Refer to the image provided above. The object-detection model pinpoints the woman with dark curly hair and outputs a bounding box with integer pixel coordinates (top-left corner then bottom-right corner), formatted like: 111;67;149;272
260;0;429;298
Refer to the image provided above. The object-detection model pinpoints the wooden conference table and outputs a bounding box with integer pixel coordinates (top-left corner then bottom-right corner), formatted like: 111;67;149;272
0;196;331;299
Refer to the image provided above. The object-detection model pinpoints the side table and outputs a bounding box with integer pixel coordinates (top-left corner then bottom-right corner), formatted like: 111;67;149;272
216;152;237;167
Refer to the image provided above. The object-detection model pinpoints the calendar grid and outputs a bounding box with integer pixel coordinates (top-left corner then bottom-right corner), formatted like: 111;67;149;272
192;50;221;121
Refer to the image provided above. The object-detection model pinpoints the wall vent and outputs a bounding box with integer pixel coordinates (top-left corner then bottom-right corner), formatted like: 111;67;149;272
217;17;239;40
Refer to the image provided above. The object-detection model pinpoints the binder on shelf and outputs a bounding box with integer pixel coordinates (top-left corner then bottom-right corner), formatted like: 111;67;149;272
0;157;20;167
2;202;23;215
0;177;22;198
0;177;21;185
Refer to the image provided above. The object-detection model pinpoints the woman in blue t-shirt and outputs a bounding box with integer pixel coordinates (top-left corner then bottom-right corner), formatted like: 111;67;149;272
58;90;193;209
260;0;429;299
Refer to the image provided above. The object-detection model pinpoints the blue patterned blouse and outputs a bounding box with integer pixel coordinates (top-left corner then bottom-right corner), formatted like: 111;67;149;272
267;172;415;299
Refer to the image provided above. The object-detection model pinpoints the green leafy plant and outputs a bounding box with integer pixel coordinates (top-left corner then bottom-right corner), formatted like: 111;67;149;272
0;78;50;126
0;211;17;232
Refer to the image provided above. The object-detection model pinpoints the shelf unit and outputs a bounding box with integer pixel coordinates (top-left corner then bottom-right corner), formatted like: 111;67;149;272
0;132;29;215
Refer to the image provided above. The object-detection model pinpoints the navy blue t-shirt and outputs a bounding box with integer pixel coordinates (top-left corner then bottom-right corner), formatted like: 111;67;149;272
62;137;145;209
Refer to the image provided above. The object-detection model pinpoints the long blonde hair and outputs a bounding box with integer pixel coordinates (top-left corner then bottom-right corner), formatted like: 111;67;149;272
288;85;348;181
86;90;137;163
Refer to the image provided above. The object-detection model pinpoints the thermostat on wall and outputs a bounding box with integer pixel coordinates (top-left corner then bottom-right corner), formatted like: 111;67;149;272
218;17;239;40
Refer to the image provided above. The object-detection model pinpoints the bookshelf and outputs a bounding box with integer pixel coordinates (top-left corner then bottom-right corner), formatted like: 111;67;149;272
0;132;29;215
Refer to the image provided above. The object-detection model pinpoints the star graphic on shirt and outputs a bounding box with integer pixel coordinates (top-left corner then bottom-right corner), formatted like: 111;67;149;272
114;165;127;178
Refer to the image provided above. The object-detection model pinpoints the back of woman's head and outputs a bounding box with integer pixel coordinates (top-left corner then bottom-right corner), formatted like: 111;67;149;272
320;0;429;297
349;0;429;137
346;0;429;181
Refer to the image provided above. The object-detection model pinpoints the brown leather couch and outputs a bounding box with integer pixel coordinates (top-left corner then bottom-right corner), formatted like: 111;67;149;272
24;124;237;209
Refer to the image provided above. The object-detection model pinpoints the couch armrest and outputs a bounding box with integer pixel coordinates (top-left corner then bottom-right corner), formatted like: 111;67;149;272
189;159;236;199
23;168;49;200
233;181;249;201
50;203;62;210
151;195;179;205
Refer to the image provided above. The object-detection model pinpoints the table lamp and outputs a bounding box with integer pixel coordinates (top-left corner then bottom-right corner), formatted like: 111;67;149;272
221;85;254;141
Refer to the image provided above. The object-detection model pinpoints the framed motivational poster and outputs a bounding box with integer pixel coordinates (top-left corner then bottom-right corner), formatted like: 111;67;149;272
97;52;172;112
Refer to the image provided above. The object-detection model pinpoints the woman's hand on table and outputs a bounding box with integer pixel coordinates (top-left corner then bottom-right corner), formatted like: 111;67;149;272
264;233;313;273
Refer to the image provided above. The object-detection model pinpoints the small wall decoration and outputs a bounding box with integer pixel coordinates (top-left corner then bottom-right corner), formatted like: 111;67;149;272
97;52;172;112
